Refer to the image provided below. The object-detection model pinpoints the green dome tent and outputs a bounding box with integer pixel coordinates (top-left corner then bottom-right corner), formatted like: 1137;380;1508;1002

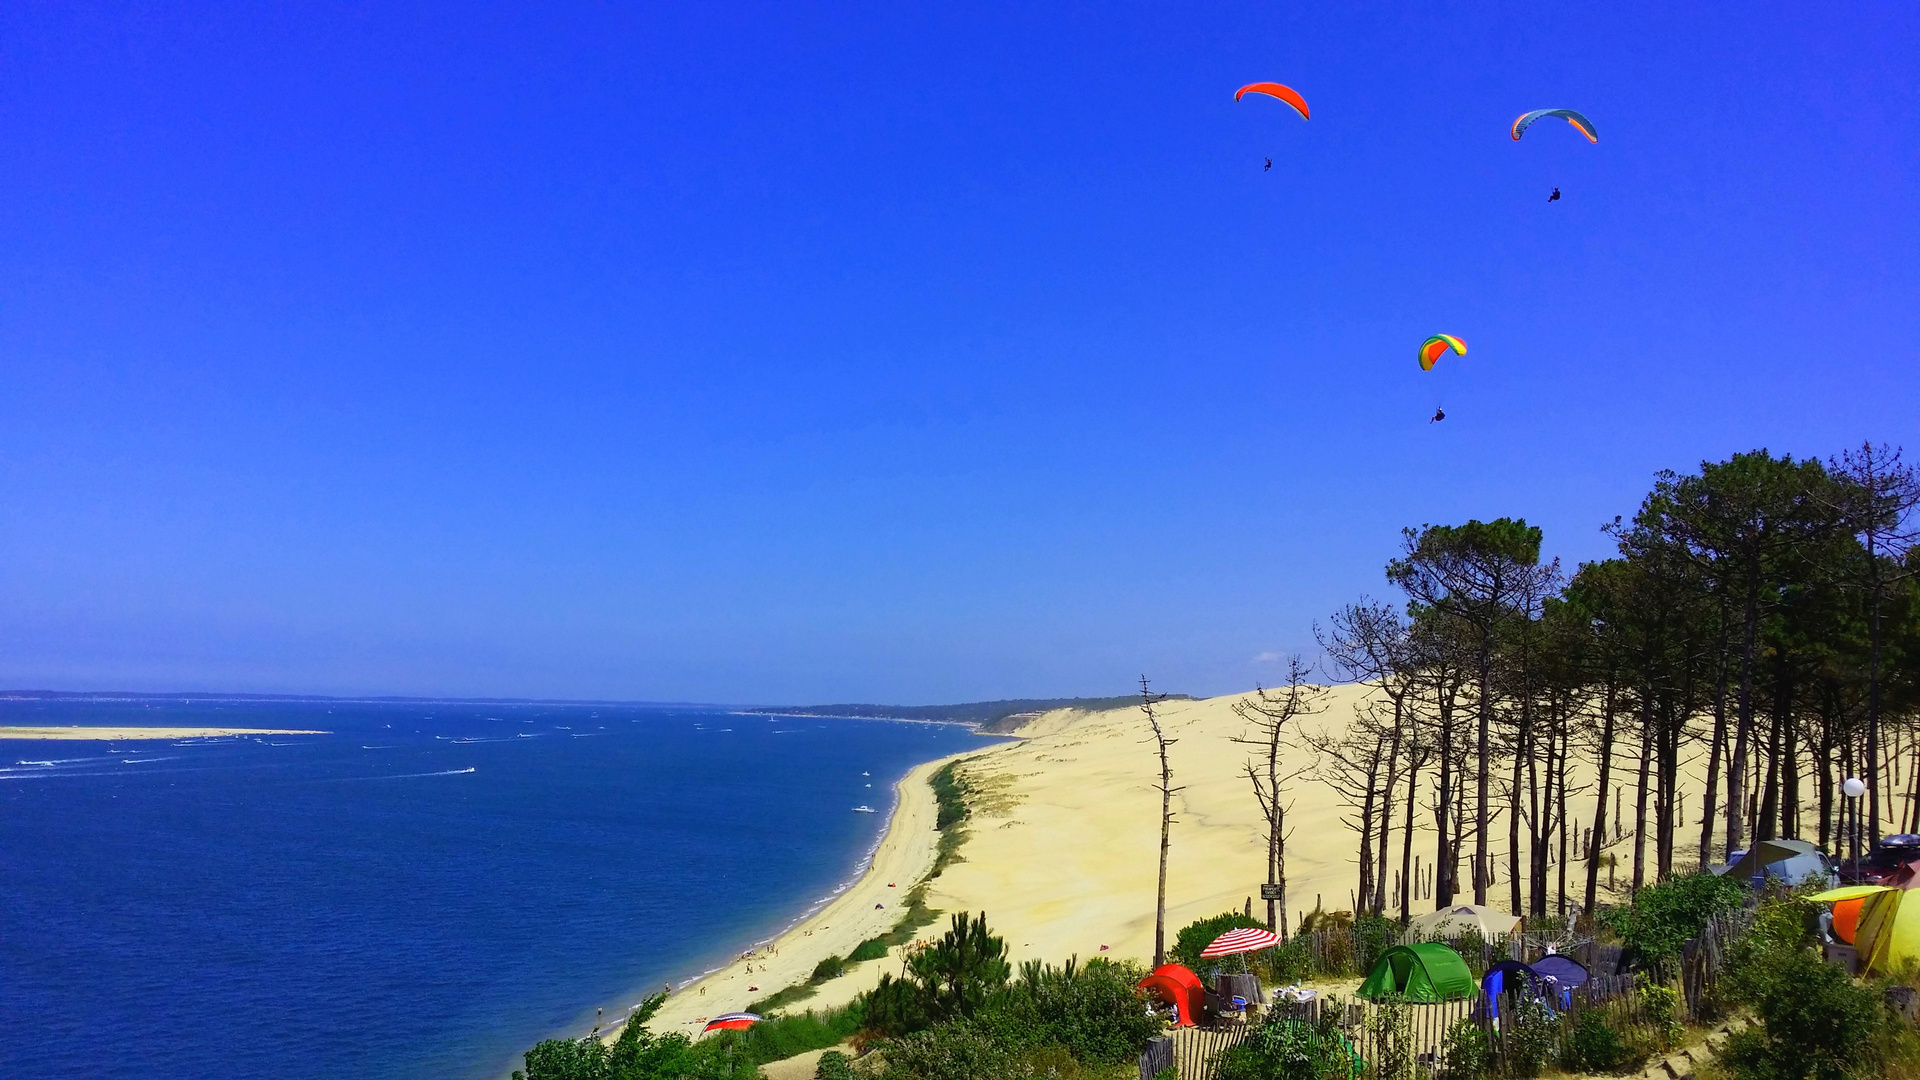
1356;943;1477;1002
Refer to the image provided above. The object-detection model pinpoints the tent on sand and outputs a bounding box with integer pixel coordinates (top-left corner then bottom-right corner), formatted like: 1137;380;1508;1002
1715;838;1836;888
1400;905;1522;943
1357;943;1478;1003
1811;875;1920;976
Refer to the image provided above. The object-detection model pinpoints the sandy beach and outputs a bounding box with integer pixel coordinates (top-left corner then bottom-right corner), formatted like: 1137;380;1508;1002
657;684;1713;1035
647;752;973;1035
0;726;331;740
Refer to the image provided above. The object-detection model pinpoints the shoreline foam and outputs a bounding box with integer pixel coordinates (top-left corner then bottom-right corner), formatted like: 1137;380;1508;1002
639;749;979;1035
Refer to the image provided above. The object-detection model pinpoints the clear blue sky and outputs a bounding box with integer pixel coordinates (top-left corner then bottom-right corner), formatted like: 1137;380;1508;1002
1;2;1914;703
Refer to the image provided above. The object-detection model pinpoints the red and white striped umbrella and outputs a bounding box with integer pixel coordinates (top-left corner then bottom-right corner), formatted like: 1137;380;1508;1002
703;1012;761;1033
1199;927;1279;958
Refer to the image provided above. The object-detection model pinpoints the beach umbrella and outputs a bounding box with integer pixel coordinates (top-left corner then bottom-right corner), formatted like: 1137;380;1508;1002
703;1012;761;1033
1199;927;1279;958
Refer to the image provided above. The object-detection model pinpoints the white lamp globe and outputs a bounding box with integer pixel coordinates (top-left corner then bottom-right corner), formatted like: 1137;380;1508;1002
1843;777;1867;799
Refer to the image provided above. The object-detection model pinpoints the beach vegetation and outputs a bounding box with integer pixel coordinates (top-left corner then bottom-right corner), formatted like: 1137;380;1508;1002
1715;949;1886;1080
731;1005;866;1064
1215;1005;1358;1080
1169;911;1268;971
1438;1016;1491;1080
1596;871;1744;972
813;955;849;981
815;1050;855;1080
1562;1007;1632;1074
513;993;759;1080
854;916;1160;1080
930;761;969;832
866;911;1011;1033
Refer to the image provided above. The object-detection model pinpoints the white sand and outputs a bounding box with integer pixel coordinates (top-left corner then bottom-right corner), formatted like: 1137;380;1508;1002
651;685;1710;1048
0;726;329;740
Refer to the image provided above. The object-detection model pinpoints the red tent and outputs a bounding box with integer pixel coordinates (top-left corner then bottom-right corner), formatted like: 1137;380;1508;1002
1136;964;1205;1027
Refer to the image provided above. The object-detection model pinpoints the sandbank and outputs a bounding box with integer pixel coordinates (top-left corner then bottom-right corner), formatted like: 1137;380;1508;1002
0;726;330;740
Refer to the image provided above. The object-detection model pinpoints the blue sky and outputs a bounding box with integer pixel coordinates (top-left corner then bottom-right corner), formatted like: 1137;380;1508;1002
1;2;1914;703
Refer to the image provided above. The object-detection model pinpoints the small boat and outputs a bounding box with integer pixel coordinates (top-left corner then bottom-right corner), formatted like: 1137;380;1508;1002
853;805;877;813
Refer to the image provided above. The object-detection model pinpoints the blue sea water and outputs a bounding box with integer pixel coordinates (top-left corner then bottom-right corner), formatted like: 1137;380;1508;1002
0;699;993;1080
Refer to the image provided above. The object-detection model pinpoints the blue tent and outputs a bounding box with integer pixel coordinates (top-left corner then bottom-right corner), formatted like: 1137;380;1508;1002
1480;960;1549;1021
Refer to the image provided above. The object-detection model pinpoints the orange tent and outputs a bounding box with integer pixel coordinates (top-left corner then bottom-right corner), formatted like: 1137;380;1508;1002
1137;964;1205;1027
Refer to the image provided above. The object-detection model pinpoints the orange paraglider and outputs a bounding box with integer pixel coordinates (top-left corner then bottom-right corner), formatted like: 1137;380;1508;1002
1234;83;1310;121
1418;334;1467;371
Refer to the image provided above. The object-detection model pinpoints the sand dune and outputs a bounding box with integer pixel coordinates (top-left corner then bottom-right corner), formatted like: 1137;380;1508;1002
657;684;1708;1026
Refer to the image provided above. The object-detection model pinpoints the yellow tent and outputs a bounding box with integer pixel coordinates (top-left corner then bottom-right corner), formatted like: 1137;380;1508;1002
1809;884;1920;975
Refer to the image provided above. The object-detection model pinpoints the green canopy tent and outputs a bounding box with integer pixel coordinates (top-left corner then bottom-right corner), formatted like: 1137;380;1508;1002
1356;944;1478;1003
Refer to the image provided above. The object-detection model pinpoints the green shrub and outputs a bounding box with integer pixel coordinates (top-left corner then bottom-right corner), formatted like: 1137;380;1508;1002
866;1021;1010;1080
1350;914;1401;978
1637;980;1683;1051
514;994;761;1080
813;955;848;982
1504;997;1560;1079
1363;1000;1417;1080
737;1005;865;1064
1216;1009;1360;1080
1714;949;1885;1080
814;1050;854;1080
980;958;1161;1065
1268;937;1313;984
1563;1008;1629;1073
1724;896;1818;1006
1598;872;1745;972
1439;1017;1490;1080
930;762;969;831
1170;911;1270;970
849;937;891;963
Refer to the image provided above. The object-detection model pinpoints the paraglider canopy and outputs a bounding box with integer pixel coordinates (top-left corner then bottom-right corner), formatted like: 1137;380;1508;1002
1417;334;1468;371
703;1012;761;1033
1510;108;1598;143
1357;943;1477;1003
1234;82;1310;121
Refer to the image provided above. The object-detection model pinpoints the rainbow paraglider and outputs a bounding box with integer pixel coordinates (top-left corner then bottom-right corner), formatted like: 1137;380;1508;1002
1418;334;1468;371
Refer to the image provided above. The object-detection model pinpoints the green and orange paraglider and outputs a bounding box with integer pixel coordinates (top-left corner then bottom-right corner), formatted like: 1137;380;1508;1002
1418;334;1467;370
1234;82;1310;121
1510;109;1597;144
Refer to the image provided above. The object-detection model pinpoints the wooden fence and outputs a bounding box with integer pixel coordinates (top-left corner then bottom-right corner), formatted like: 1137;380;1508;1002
1141;932;1719;1080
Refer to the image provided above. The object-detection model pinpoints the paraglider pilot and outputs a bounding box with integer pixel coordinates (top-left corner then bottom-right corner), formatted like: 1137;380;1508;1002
1430;408;1446;423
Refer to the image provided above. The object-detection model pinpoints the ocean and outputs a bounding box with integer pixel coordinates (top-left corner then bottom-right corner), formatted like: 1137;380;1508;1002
0;699;993;1080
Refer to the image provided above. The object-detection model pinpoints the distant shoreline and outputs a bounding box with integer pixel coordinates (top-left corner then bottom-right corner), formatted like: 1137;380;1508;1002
0;726;330;740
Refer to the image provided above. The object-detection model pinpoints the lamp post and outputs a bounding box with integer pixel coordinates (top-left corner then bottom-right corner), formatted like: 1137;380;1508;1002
1844;776;1868;878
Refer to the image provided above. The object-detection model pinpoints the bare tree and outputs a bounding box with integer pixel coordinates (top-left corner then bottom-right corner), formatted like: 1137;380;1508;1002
1232;656;1325;937
1141;676;1182;967
1318;599;1417;914
1829;443;1920;839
